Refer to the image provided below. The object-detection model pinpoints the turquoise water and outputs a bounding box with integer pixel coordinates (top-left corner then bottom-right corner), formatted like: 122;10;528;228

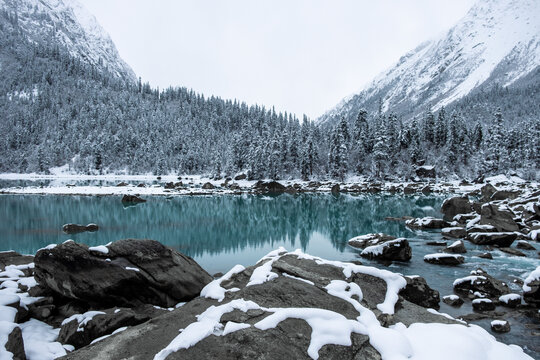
1;193;539;356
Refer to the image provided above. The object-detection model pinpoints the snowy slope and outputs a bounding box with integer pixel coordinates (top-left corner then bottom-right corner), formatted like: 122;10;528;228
319;0;540;124
0;0;136;82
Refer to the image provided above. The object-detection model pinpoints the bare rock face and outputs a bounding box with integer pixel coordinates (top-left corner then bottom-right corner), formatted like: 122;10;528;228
441;196;472;222
399;276;440;309
34;239;213;308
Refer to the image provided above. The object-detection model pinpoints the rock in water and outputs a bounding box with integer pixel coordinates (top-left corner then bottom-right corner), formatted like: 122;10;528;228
453;269;510;299
399;276;440;309
121;195;146;204
442;295;464;307
423;253;464;266
441;196;472;222
348;233;396;249
472;298;495;311
491;320;511;333
253;181;286;194
479;203;519;232
63;223;99;234
523;266;540;307
405;217;449;230
331;184;340;194
441;227;467;239
34;239;213;308
443;240;467;254
360;238;412;262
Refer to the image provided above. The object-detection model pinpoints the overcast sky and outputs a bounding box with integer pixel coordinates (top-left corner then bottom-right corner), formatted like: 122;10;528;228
80;0;475;119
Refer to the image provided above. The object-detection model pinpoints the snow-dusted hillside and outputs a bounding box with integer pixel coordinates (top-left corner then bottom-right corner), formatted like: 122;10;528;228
319;0;540;124
0;0;136;82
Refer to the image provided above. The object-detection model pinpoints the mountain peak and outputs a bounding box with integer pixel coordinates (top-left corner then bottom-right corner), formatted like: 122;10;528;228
319;0;540;124
0;0;136;82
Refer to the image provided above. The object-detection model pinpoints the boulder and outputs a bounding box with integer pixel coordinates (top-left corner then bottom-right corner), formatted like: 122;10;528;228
253;181;286;194
498;294;521;308
442;295;463;307
121;195;146;204
61;250;466;360
415;166;436;178
479;204;519;232
523;266;540;307
499;247;526;257
34;239;213;308
480;184;497;202
164;182;175;189
491;320;510;333
202;182;215;190
116;182;128;187
423;253;464;266
331;184;340;194
399;276;440;309
478;252;493;259
360;238;412;262
58;307;156;349
0;251;33;271
5;326;26;360
405;217;449;230
472;298;495;311
234;174;247;181
63;223;99;234
426;241;447;246
441;227;467;239
467;232;518;247
348;233;396;249
443;240;467;254
490;190;520;201
441;196;472;222
516;240;536;250
453;269;510;299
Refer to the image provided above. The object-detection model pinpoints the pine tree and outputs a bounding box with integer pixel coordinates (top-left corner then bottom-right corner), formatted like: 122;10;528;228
372;122;388;178
435;107;447;148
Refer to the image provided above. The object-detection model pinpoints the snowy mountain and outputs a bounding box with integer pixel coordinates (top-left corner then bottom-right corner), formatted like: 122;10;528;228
319;0;540;124
0;0;136;82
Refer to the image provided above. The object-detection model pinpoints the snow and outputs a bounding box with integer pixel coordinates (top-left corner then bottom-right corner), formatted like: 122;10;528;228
453;275;487;287
19;318;66;360
89;326;128;345
523;266;540;292
125;267;140;272
472;298;492;304
443;295;459;301
246;258;279;287
530;229;540;241
282;273;315;286
424;253;463;260
88;245;109;254
448;240;462;248
222;321;250;336
200;264;245;302
491;320;508;327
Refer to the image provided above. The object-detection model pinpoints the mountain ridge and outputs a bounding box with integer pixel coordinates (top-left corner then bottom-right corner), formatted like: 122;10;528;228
318;0;540;125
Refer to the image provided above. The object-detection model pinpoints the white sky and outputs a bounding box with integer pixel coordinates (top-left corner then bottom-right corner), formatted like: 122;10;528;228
80;0;475;119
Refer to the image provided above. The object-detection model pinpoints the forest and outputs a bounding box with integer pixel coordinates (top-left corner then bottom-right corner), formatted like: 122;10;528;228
1;10;538;181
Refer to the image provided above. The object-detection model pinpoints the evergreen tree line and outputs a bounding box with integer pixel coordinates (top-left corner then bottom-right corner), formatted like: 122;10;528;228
0;11;538;180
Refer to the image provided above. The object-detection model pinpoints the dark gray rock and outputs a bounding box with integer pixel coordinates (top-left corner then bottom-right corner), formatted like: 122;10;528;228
61;252;460;360
360;239;412;262
424;253;464;266
491;320;510;333
523;273;540;307
516;240;536;250
499;247;526;257
121;195;146;204
478;252;493;259
5;326;26;360
453;269;510;299
63;223;99;234
441;227;467;239
490;190;520;201
202;182;215;190
481;184;497;202
331;184;340;194
399;276;440;309
234;174;247;181
58;307;156;349
34;239;212;308
479;203;519;232
443;295;464;307
415;166;436;178
405;217;450;230
443;240;467;254
467;232;517;247
472;299;495;311
441;196;471;222
348;233;396;249
0;251;33;271
253;181;286;194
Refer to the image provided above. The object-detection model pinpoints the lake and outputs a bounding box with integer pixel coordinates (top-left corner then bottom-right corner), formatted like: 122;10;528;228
1;193;539;356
